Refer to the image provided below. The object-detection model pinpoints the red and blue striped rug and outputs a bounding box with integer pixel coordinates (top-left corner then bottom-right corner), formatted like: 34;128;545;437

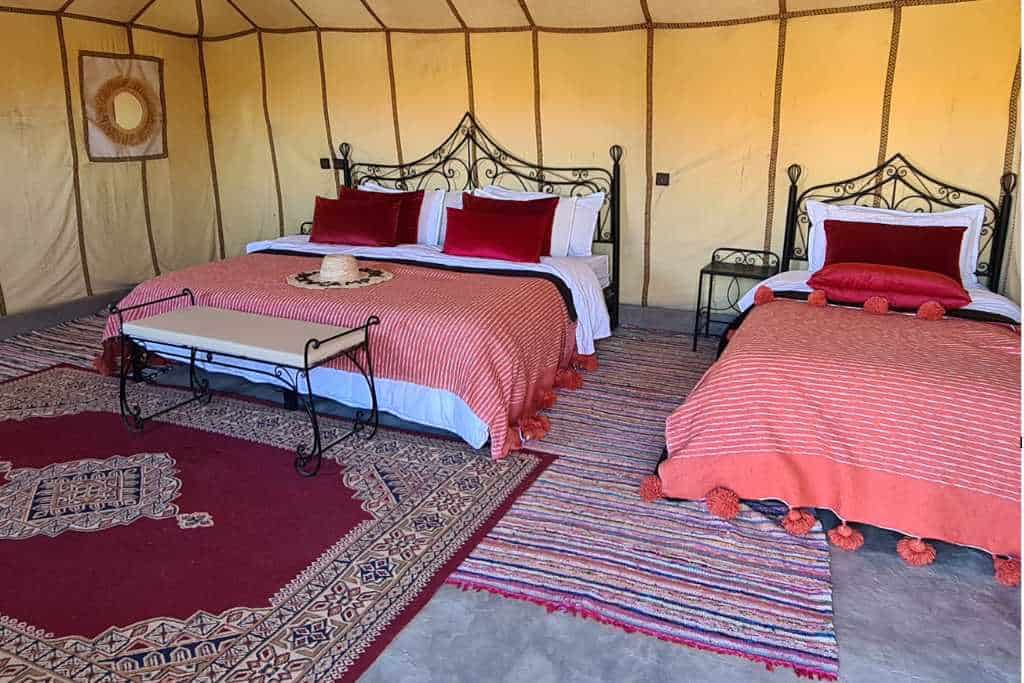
0;317;838;679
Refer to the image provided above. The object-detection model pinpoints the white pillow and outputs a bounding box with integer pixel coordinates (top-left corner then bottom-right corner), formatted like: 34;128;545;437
475;186;605;257
805;200;986;288
437;191;464;245
357;181;445;246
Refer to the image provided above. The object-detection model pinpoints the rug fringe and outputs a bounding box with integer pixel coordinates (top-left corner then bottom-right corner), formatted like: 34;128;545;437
444;578;838;681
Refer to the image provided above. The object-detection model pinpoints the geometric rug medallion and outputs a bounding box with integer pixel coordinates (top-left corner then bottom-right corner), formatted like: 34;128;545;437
0;365;548;682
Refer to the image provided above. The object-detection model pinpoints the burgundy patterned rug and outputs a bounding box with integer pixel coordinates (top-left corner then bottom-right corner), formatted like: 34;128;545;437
0;365;549;682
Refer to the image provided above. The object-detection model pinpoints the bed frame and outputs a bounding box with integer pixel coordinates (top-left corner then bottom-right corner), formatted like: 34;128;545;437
781;153;1018;292
334;112;623;328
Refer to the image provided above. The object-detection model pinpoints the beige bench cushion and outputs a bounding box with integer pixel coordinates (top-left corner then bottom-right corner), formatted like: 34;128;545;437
122;306;367;368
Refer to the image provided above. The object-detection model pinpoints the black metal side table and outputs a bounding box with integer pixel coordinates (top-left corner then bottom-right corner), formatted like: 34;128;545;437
692;248;780;351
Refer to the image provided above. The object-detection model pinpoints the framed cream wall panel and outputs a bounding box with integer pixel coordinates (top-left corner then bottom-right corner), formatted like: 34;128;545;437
204;33;279;256
886;0;1020;215
768;9;892;256
538;30;647;305
63;18;153;293
390;33;469;162
469;31;537;167
648;23;777;309
0;13;87;314
263;32;335;232
131;29;218;274
321;32;397;166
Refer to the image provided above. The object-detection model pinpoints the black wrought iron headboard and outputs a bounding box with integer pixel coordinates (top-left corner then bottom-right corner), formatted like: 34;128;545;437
781;153;1017;291
336;112;622;328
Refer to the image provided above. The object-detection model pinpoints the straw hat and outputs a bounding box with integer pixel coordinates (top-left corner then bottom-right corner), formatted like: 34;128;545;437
287;254;393;289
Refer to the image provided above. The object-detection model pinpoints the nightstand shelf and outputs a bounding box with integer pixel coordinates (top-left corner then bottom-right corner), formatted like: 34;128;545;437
692;248;780;351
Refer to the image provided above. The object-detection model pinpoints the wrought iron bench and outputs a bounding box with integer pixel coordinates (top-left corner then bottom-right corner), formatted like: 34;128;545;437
109;289;379;477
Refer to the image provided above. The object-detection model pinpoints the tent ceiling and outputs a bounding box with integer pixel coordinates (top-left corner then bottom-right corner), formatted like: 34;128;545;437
5;0;906;36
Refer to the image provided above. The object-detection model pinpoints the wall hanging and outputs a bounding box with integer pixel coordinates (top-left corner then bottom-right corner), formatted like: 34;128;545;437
79;51;166;162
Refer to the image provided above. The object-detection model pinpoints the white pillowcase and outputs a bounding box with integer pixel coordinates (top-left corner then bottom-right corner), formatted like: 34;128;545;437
474;185;605;257
805;200;986;288
357;181;445;246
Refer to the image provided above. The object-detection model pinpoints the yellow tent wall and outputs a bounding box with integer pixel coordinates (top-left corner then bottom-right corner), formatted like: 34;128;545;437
0;0;1019;317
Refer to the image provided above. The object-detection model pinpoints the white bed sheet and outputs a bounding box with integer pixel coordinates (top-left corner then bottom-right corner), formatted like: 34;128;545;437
737;269;1021;322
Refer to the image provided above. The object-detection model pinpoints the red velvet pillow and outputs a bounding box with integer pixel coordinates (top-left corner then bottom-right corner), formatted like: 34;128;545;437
309;195;401;246
823;219;966;284
461;194;559;256
340;187;424;244
807;262;972;310
441;207;547;263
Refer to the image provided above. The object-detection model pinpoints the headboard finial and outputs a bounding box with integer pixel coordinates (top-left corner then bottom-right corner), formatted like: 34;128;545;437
609;145;623;163
339;142;351;160
787;164;802;185
1001;171;1017;194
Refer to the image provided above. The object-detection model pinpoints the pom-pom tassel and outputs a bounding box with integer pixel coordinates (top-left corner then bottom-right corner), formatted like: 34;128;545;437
639;475;663;503
807;290;828;307
781;508;816;536
538;389;557;410
753;286;775;306
994;557;1021;587
827;523;864;551
916;300;946;321
705;486;741;520
572;353;599;372
863;296;890;315
896;537;936;566
555;368;584;390
507;425;522;452
519;415;551;441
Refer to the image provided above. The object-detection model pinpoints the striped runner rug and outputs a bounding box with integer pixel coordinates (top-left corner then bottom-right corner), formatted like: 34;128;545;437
0;317;838;679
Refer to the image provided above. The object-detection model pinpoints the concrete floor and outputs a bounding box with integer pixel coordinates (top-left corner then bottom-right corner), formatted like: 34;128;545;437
2;301;1019;682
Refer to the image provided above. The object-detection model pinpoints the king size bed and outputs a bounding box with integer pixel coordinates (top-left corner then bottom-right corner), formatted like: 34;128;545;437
100;114;621;459
644;156;1022;582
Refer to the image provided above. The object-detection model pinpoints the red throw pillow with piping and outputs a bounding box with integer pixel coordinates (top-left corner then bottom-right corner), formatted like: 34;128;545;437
339;187;424;244
309;195;401;246
461;194;559;256
807;262;972;311
823;219;966;284
441;207;547;263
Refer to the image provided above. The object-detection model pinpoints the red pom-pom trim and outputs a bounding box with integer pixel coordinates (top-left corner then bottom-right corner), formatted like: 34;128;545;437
705;486;740;520
781;509;816;536
519;415;551;441
827;523;864;551
807;290;828;307
639;475;664;503
555;368;584;390
916;300;946;321
538;389;557;410
753;286;775;306
572;353;599;372
995;557;1021;587
896;537;936;566
507;426;522;452
863;296;890;315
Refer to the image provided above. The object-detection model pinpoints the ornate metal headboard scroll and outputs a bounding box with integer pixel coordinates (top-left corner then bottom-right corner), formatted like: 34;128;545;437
780;153;1017;291
337;112;623;327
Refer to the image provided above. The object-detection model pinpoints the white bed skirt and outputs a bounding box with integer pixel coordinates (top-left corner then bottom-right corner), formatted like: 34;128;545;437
146;341;490;449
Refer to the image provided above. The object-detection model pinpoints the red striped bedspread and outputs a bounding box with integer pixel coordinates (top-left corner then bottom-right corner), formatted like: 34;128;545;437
102;253;577;458
661;298;1021;557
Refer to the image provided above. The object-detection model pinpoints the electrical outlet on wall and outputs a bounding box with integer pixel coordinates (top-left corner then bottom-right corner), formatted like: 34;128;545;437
319;158;331;170
655;172;670;186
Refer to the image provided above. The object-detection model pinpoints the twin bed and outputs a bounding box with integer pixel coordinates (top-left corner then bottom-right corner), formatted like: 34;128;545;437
102;114;620;457
649;156;1021;577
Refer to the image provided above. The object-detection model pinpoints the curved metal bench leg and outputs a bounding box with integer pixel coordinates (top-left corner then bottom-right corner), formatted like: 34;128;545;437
294;371;324;477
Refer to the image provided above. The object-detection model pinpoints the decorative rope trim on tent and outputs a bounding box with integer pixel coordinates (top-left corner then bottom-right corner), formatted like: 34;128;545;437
125;26;161;278
1001;53;1021;296
873;1;903;206
256;32;286;237
195;0;227;259
641;19;654;305
55;14;92;297
761;1;788;252
314;29;339;191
